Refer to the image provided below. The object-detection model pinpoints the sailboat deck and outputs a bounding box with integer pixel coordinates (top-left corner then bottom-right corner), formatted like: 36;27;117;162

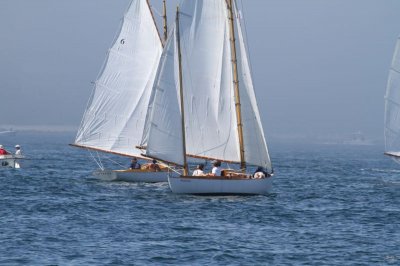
181;171;272;180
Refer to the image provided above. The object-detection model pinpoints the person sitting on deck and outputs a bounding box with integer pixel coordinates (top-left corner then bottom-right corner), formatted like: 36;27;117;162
148;159;161;172
253;167;269;179
129;157;141;169
192;164;206;176
0;145;10;155
209;160;222;176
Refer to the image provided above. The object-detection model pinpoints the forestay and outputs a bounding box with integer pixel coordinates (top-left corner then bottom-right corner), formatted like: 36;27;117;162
385;37;400;156
74;0;162;157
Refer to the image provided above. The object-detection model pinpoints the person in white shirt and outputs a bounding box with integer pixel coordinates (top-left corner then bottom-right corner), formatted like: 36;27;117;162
210;160;222;176
14;145;22;156
192;164;206;176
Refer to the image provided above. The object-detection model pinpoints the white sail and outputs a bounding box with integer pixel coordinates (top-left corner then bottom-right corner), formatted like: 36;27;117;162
145;0;240;164
179;0;241;163
145;0;272;169
74;0;162;157
234;4;272;171
144;26;185;166
385;37;400;156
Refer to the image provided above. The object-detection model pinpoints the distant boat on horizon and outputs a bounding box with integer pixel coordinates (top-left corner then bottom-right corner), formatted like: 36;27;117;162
316;131;374;146
0;129;17;137
342;131;373;146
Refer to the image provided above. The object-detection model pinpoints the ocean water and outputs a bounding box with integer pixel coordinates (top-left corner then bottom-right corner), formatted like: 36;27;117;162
1;132;399;265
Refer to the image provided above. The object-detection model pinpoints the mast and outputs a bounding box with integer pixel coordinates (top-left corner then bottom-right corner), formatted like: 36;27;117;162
227;0;246;170
176;6;189;176
163;0;168;43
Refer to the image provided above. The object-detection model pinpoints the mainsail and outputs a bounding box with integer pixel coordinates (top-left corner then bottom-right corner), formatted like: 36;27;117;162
74;0;163;158
144;0;272;171
385;37;400;158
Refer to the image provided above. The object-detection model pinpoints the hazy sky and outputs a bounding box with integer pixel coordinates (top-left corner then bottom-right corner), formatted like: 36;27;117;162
1;0;400;141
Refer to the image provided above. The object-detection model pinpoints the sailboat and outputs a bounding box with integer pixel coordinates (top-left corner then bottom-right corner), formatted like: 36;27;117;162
0;154;23;169
0;145;23;169
143;0;273;195
343;131;372;146
385;37;400;162
0;129;17;137
71;0;172;182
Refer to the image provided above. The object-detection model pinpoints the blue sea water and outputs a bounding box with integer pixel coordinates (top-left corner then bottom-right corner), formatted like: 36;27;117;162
1;132;399;265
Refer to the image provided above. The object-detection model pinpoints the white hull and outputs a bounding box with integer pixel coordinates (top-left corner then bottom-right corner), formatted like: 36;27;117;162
93;169;171;182
168;176;273;195
384;151;400;164
0;155;22;169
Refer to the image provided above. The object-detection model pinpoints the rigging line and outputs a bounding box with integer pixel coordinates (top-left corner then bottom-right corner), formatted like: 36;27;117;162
164;165;181;175
238;0;254;75
94;151;102;169
385;97;400;108
391;67;400;74
151;5;163;17
88;150;103;170
105;157;125;168
96;151;104;169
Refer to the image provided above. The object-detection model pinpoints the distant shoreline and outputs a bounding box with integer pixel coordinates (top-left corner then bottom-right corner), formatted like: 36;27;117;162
0;125;77;133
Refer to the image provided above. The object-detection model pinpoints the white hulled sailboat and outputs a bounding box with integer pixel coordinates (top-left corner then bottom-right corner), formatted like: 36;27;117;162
0;155;23;169
144;0;273;194
72;0;171;182
385;37;400;163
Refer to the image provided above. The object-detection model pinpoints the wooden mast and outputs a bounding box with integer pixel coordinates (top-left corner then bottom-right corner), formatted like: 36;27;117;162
163;0;168;43
227;0;246;170
176;6;189;176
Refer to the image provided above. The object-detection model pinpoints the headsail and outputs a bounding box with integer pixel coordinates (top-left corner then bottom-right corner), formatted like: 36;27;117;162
234;2;272;171
74;0;163;158
144;26;186;166
385;37;400;158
